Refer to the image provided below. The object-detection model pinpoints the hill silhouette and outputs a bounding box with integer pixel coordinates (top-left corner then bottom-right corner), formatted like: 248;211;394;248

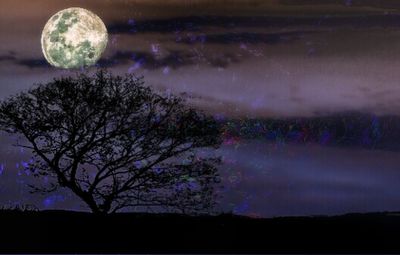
0;210;399;253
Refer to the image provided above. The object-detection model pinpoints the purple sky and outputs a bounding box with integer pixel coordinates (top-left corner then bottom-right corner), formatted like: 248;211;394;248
1;0;400;217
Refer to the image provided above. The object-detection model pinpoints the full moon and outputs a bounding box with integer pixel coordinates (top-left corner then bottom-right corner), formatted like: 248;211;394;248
41;7;108;69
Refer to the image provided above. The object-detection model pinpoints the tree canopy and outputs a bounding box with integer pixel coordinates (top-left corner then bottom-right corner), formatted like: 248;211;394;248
0;70;222;214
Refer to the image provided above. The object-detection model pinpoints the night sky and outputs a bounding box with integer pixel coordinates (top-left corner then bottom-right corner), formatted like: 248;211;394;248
2;0;400;217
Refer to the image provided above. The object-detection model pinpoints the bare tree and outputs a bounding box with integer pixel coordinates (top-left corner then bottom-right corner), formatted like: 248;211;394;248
0;70;222;214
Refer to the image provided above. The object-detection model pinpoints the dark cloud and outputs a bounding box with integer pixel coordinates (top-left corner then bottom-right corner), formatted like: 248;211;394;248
177;31;314;45
108;16;306;34
224;112;400;151
108;16;204;34
11;49;241;70
96;51;135;67
0;51;49;68
97;50;194;69
97;50;241;69
13;51;193;70
0;56;16;62
108;15;400;35
281;0;400;9
16;59;50;68
0;51;17;62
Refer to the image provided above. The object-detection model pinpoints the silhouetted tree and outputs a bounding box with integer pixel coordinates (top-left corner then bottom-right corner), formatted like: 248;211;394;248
0;70;222;214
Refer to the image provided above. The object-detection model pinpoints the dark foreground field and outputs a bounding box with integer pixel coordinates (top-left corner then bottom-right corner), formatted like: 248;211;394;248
1;210;400;253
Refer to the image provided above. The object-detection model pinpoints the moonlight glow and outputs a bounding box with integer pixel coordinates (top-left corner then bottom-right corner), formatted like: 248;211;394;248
41;7;108;69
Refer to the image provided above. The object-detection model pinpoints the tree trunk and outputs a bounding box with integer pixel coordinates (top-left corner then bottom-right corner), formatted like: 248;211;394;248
84;196;103;214
69;186;104;214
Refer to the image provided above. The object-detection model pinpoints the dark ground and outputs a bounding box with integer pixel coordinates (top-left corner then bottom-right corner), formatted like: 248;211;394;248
1;210;400;253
